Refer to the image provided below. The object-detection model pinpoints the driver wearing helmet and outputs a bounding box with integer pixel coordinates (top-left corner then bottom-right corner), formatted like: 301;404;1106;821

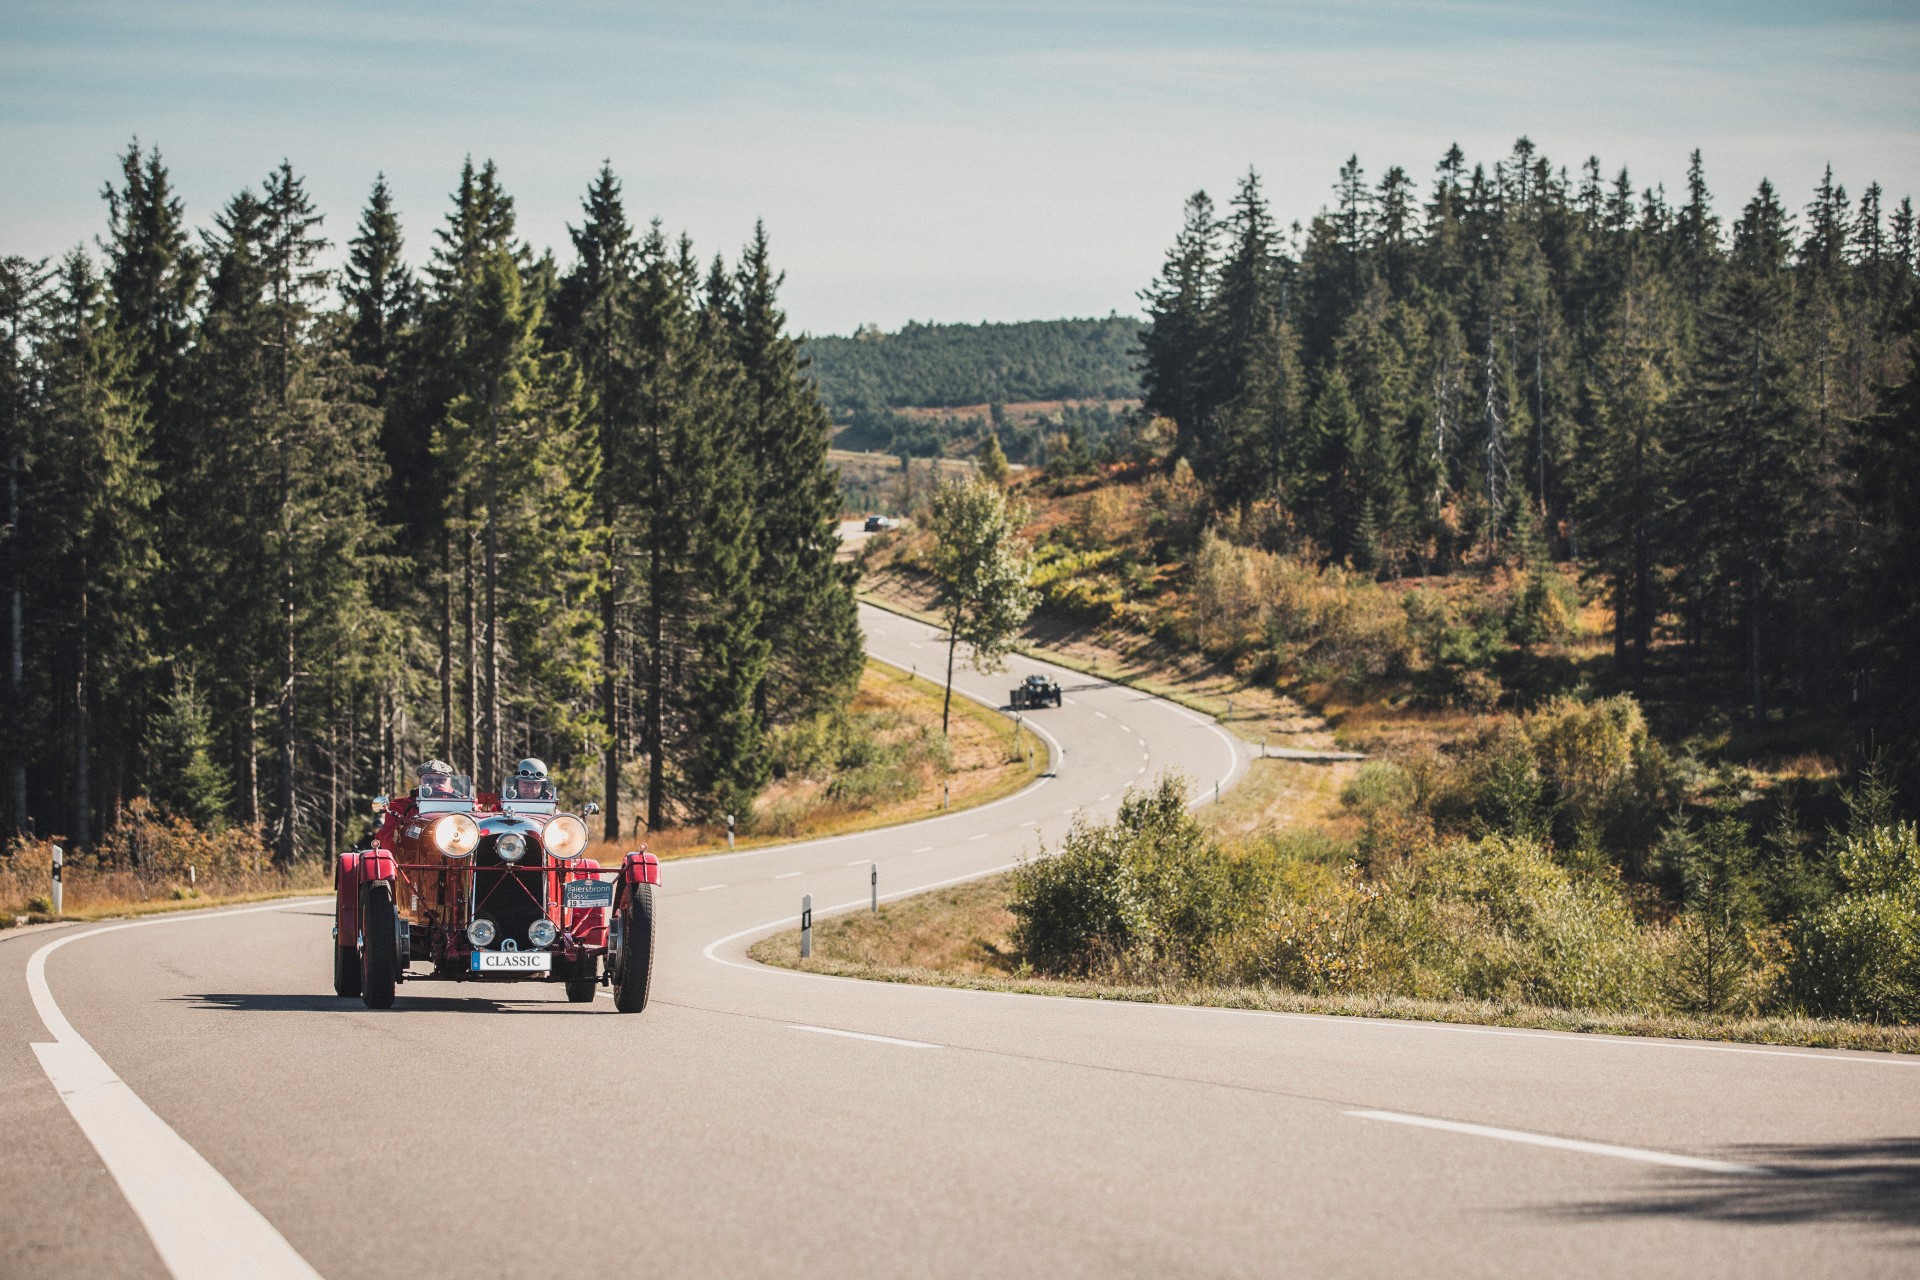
508;757;553;802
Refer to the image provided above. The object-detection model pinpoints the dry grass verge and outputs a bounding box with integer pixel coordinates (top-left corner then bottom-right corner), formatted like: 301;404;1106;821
748;873;1920;1056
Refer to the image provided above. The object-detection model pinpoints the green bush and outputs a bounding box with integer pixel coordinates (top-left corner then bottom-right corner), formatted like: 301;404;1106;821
1010;775;1230;978
1788;822;1920;1021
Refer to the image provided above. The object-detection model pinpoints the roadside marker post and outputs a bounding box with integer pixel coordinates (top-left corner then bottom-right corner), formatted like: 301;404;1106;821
943;782;950;810
726;814;735;850
800;894;812;959
50;844;62;915
1215;780;1221;805
871;863;878;913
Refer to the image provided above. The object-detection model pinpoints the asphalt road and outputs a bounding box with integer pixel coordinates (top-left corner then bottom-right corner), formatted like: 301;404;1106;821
4;602;1917;1279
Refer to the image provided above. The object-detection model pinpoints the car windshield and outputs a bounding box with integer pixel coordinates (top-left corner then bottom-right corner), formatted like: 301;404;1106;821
417;773;473;800
501;776;556;802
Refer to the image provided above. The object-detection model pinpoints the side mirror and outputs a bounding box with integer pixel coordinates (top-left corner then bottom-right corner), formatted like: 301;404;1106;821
371;795;389;814
582;801;601;817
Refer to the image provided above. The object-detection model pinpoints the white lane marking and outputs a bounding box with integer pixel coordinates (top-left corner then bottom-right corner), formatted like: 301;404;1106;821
1098;793;1112;802
27;902;326;1280
1019;820;1037;828
847;859;871;866
1346;1110;1772;1176
775;872;801;880
912;846;934;854
789;1024;940;1049
907;641;922;649
1136;765;1145;775
696;883;727;892
1093;710;1108;719
1118;723;1131;733
969;832;989;841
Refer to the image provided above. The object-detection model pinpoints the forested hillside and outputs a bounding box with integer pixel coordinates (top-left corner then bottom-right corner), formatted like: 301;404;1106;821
1138;139;1918;752
803;315;1142;410
0;145;862;858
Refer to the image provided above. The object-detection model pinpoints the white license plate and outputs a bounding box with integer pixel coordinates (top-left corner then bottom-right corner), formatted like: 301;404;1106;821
471;950;552;972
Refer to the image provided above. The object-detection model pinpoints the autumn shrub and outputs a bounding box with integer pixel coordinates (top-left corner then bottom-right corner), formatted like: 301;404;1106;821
2;805;284;918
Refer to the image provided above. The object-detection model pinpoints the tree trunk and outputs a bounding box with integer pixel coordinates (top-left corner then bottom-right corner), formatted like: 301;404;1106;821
439;536;453;763
1748;585;1766;725
483;438;500;787
644;534;664;832
463;518;477;781
277;534;296;864
8;448;25;834
245;685;259;827
600;531;621;840
73;574;90;849
942;624;958;736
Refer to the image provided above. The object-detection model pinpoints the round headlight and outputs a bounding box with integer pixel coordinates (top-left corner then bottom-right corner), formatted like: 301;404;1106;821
467;917;497;948
528;918;558;948
434;813;480;858
544;814;587;861
495;832;527;862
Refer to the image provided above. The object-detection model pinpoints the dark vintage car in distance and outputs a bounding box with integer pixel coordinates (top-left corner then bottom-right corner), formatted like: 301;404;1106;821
863;514;898;532
333;773;657;1013
1010;673;1063;709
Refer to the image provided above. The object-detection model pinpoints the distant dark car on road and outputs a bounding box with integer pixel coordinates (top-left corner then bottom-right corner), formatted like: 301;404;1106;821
863;514;897;532
1010;673;1062;709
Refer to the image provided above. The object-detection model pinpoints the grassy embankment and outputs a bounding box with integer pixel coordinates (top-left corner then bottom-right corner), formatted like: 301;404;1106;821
749;878;1918;1054
3;660;1040;928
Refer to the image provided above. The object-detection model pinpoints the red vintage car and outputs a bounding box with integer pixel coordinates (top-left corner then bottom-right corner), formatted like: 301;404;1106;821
333;770;657;1012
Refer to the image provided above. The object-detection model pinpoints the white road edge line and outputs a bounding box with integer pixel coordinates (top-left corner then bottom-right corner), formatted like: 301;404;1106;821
788;1023;940;1049
1345;1109;1773;1175
27;901;327;1280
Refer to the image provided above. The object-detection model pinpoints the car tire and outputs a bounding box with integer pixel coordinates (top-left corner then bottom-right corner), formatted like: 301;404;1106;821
359;883;399;1010
610;883;654;1013
333;937;361;998
565;975;598;1003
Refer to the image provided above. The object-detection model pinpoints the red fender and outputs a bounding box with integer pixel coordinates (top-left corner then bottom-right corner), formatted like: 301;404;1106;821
614;850;659;914
335;851;361;943
336;849;397;945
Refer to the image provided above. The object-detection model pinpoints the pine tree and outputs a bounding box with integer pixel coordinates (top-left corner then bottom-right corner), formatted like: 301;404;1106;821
33;252;157;847
1139;191;1220;467
148;669;230;828
729;223;862;731
100;141;199;459
340;175;414;403
0;256;50;836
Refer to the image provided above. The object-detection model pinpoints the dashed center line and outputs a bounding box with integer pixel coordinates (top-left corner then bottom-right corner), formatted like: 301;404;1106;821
912;845;934;853
847;859;871;866
1345;1110;1773;1176
969;832;990;841
789;1024;940;1049
696;883;727;892
774;872;801;879
1019;820;1037;827
1093;710;1108;719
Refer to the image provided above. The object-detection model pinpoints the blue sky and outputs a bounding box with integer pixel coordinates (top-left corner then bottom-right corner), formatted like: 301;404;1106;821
3;1;1917;334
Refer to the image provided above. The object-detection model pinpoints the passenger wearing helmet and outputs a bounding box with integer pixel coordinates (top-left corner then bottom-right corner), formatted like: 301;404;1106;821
506;757;555;803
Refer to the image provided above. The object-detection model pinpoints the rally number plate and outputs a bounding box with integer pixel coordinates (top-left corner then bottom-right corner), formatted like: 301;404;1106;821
471;950;553;972
563;880;615;909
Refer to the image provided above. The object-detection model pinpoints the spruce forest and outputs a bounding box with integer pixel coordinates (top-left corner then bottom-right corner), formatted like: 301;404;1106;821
1137;139;1919;765
1;145;863;861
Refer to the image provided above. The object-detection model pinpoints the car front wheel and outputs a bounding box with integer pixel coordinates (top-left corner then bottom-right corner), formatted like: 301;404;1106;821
359;883;399;1010
610;884;654;1013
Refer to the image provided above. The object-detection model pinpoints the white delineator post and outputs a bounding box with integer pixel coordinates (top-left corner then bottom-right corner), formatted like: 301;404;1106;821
50;843;62;915
800;894;812;959
726;813;735;850
871;863;878;913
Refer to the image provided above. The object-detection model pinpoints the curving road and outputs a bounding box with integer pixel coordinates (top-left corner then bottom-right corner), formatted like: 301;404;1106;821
3;602;1916;1279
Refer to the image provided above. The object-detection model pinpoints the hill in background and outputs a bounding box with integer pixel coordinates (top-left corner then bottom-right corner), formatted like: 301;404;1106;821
801;315;1142;411
805;316;1145;466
